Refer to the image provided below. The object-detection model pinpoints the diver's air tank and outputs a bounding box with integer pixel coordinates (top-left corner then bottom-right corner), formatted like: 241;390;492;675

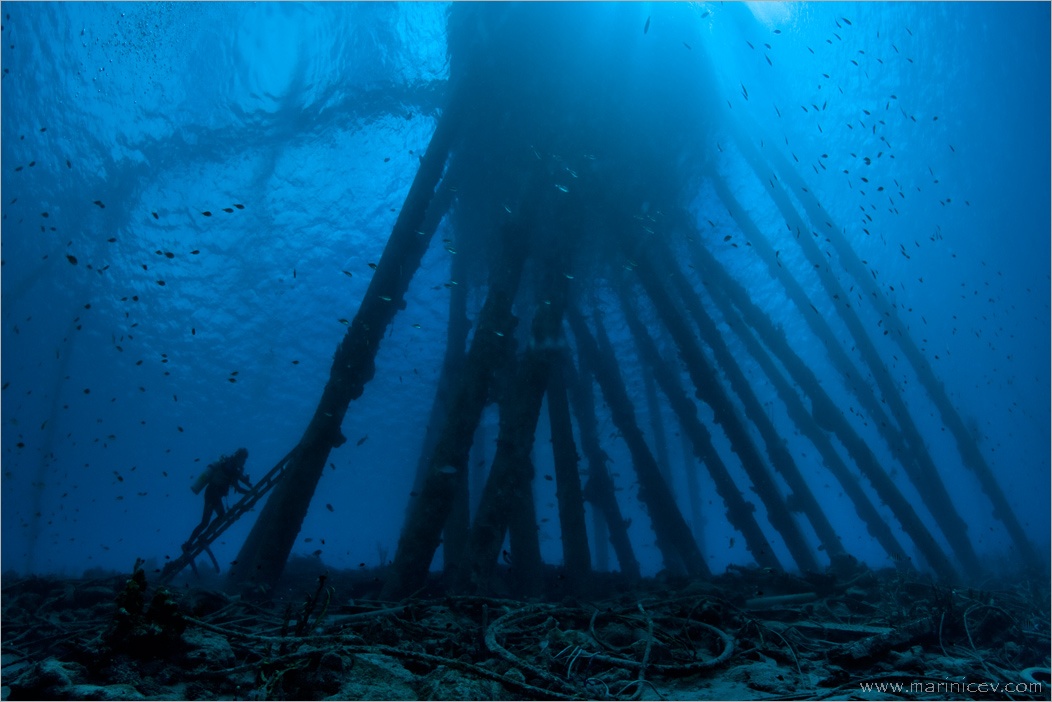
191;465;214;494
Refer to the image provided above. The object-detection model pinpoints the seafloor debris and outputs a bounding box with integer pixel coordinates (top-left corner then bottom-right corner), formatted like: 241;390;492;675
1;560;1048;700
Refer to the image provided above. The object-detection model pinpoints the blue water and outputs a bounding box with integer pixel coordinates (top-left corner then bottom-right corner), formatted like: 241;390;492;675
2;2;1048;580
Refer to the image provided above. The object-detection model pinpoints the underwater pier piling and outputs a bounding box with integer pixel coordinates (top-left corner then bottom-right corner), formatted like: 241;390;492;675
228;86;464;590
732;132;985;579
382;219;531;600
685;234;959;579
661;243;847;563
565;349;641;581
546;353;593;594
209;3;1038;599
693;251;908;564
631;244;819;573
459;270;568;595
617;286;783;573
568;308;709;579
757;136;1037;566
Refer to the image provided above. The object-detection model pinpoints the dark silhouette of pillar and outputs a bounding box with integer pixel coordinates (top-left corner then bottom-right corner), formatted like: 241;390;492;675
687;235;957;579
382;220;530;600
706;174;971;577
631;244;818;573
680;428;705;550
229;94;463;592
727;135;984;579
547;356;592;592
458;272;567;594
618;288;782;571
568;308;709;578
658;244;845;562
564;350;637;578
759;130;1036;567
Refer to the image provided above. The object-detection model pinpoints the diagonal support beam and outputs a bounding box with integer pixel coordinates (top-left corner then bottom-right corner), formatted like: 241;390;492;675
618;287;782;571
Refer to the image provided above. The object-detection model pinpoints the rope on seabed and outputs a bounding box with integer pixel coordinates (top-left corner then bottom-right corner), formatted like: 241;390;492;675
485;602;736;696
485;605;586;697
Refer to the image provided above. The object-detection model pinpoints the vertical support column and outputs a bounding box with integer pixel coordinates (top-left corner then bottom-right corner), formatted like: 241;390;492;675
565;351;636;578
458;272;568;594
381;222;530;600
568;308;710;578
680;429;705;551
547;357;592;593
641;368;673;487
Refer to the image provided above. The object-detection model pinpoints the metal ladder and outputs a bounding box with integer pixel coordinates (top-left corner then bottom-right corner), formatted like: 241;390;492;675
159;447;297;584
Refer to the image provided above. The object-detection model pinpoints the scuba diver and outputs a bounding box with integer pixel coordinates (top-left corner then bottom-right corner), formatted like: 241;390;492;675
183;448;252;550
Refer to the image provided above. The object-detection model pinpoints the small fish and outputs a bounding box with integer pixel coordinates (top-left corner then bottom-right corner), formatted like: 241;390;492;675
164;251;174;259
555;184;569;193
190;249;200;255
107;237;117;243
191;328;196;336
326;503;334;512
66;254;78;265
93;200;105;208
368;262;378;269
342;270;353;277
740;82;749;100
412;323;422;329
643;15;650;33
223;207;233;213
66;160;72;168
201;211;212;217
234;204;244;209
152;212;159;219
338;318;350;325
683;42;692;50
356;435;368;446
156;280;166;286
